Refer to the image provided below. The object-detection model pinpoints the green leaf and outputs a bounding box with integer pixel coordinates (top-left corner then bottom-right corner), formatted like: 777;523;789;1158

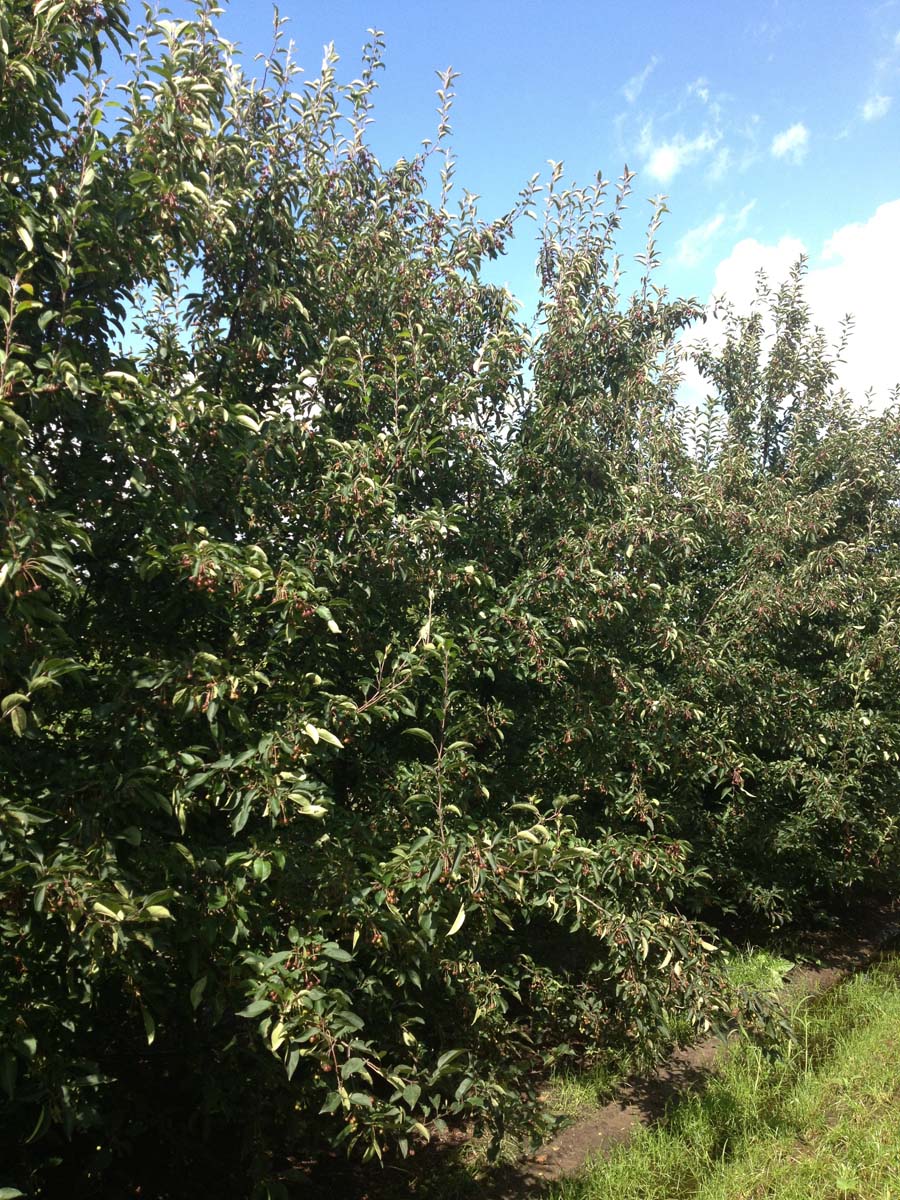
322;944;353;962
315;727;343;748
403;727;435;744
190;976;208;1010
447;903;466;937
238;999;272;1019
436;1049;463;1071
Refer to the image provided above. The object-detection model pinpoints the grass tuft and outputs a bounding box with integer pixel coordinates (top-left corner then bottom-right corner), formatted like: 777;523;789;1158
724;946;794;994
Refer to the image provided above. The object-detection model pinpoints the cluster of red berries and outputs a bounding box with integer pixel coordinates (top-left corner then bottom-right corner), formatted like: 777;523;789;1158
180;553;217;592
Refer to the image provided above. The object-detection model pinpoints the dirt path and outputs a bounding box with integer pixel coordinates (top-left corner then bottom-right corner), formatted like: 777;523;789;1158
510;899;900;1194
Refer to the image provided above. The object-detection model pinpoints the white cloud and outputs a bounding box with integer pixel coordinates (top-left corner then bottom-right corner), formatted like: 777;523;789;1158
862;93;892;121
682;200;900;406
734;199;756;231
622;56;659;104
707;235;806;309
688;77;710;104
644;130;719;184
707;145;732;182
676;202;757;268
770;122;809;162
646;144;682;183
676;214;726;267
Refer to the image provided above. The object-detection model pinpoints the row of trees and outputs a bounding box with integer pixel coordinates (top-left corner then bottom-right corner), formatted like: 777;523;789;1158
2;2;898;1194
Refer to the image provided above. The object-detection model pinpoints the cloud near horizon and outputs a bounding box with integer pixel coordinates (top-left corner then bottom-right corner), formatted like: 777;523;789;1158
680;199;900;408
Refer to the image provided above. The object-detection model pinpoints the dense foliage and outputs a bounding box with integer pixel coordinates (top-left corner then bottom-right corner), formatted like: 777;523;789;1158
1;2;898;1195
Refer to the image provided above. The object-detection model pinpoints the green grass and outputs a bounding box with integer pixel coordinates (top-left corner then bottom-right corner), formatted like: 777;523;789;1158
549;954;900;1200
723;946;794;995
549;1053;639;1120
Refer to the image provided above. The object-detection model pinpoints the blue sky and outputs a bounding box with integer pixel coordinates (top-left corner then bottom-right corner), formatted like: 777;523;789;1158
154;0;900;398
